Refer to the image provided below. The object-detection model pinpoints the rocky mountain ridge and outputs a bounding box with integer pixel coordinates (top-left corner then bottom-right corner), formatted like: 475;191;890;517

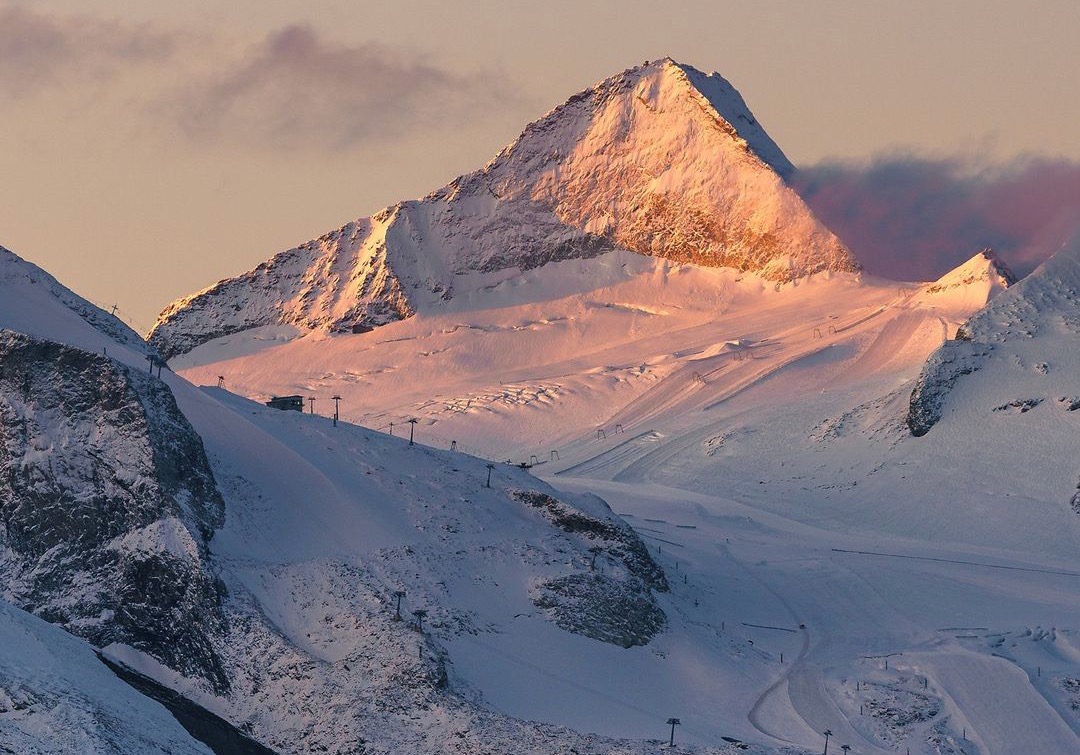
150;58;858;359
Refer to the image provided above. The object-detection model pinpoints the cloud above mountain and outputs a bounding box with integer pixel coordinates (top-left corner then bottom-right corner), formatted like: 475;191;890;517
0;6;176;97
169;25;513;150
0;7;514;151
793;155;1080;281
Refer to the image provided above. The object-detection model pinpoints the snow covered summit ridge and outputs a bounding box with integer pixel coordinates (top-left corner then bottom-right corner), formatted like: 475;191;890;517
1;245;153;356
923;248;1016;295
149;58;859;359
907;237;1078;436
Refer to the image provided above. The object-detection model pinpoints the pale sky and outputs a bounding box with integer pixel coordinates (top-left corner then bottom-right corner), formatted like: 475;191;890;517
2;0;1079;330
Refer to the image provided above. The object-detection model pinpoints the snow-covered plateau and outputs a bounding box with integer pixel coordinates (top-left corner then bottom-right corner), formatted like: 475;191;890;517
3;56;1079;755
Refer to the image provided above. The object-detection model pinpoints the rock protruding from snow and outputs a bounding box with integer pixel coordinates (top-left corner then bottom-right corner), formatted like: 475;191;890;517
514;490;667;647
149;58;858;359
0;331;229;689
908;239;1080;435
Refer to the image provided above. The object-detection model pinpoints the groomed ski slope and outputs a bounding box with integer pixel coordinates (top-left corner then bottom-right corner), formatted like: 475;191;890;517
172;249;1078;753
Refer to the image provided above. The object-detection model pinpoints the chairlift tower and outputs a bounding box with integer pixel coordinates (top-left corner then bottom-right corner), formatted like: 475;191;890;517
332;395;341;427
666;718;681;747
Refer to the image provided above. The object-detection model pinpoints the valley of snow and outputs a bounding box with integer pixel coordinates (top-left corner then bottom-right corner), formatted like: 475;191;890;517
171;244;1080;754
4;51;1079;754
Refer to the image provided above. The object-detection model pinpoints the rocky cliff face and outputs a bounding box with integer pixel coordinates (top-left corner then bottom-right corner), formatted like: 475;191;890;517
150;58;858;359
0;330;228;689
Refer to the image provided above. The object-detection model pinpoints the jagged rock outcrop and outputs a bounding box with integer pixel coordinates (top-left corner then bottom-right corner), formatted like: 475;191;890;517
0;330;229;689
906;340;994;436
514;489;667;647
150;57;859;359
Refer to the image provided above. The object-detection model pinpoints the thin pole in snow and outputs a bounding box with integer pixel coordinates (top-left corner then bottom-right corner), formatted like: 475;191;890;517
666;718;680;747
407;418;418;445
308;397;315;414
332;395;341;427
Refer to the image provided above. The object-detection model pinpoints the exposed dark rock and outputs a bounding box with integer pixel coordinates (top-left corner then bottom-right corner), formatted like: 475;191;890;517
532;572;666;648
0;330;229;690
513;490;667;591
514;490;667;646
992;398;1043;413
100;653;281;755
907;341;992;437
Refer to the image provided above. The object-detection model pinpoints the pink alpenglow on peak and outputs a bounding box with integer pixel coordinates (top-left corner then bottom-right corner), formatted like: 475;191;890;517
150;58;859;359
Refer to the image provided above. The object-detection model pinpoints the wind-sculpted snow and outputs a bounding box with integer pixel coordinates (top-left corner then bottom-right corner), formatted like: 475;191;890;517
150;58;857;359
0;331;229;690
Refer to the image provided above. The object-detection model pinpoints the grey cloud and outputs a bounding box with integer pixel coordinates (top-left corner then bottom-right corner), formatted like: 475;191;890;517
792;155;1080;281
0;8;518;152
0;6;175;98
171;24;515;151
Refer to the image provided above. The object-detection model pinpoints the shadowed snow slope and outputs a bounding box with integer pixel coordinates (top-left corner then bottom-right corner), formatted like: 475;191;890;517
6;246;744;755
0;601;215;755
149;58;857;359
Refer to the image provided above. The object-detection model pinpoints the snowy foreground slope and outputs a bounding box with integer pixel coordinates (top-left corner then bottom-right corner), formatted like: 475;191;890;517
150;58;856;359
173;242;1080;754
3;245;819;754
0;601;214;755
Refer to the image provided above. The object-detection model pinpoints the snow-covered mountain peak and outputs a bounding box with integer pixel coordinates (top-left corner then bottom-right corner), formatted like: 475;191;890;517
923;248;1016;296
908;236;1080;435
149;59;858;359
956;236;1080;342
464;57;796;186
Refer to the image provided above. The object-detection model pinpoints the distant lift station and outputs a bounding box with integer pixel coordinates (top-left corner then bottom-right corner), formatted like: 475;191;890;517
265;395;305;412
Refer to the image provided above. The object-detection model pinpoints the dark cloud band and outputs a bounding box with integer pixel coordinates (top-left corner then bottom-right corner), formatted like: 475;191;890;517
792;155;1080;281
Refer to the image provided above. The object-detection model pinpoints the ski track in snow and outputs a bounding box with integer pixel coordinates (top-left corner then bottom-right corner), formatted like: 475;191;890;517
5;239;1075;754
169;253;1080;754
